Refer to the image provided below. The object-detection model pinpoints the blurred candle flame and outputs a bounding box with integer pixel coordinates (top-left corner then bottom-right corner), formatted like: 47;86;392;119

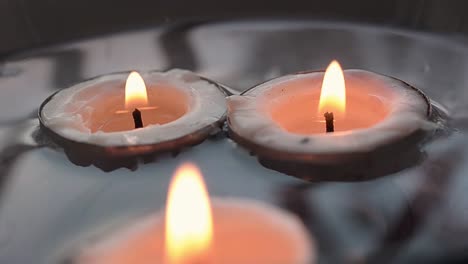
125;71;148;109
318;60;346;117
165;163;213;264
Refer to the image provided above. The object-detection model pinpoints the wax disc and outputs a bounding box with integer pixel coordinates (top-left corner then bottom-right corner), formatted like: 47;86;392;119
39;69;228;171
227;70;441;181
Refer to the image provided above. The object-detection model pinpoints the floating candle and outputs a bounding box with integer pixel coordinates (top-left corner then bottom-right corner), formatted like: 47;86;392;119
227;61;438;181
39;69;227;171
67;163;315;264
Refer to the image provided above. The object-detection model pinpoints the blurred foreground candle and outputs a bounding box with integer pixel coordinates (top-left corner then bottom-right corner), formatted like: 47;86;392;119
39;69;227;171
72;163;315;264
227;61;440;180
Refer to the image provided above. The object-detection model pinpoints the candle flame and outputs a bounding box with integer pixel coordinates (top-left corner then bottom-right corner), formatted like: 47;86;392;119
318;60;346;116
165;163;213;264
125;71;148;109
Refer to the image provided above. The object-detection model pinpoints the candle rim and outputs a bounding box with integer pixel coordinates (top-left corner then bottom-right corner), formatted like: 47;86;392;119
241;69;430;117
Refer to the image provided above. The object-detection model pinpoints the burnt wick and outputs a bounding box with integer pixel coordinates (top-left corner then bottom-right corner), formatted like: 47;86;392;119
324;112;334;133
132;108;144;128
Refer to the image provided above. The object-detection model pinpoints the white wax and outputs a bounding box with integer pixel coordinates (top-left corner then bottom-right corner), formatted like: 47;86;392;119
41;69;227;146
74;199;315;264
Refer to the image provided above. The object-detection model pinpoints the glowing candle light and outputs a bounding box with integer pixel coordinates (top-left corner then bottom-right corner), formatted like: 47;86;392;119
318;61;346;133
165;163;213;264
318;60;346;117
119;71;148;128
125;71;148;110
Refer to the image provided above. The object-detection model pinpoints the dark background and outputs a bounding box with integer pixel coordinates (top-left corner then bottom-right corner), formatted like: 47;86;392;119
1;0;468;56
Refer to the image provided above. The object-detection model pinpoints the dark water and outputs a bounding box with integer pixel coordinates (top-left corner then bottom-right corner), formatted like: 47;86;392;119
1;20;468;263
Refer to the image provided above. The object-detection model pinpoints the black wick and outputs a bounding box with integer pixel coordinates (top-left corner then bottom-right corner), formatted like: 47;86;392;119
132;108;143;128
324;112;334;133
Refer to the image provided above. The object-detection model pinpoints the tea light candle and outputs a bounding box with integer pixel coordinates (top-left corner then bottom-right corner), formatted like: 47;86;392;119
68;163;315;264
39;69;227;171
227;61;437;181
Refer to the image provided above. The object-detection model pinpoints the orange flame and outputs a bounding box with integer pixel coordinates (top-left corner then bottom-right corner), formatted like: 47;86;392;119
318;60;346;117
125;71;148;109
165;163;213;264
